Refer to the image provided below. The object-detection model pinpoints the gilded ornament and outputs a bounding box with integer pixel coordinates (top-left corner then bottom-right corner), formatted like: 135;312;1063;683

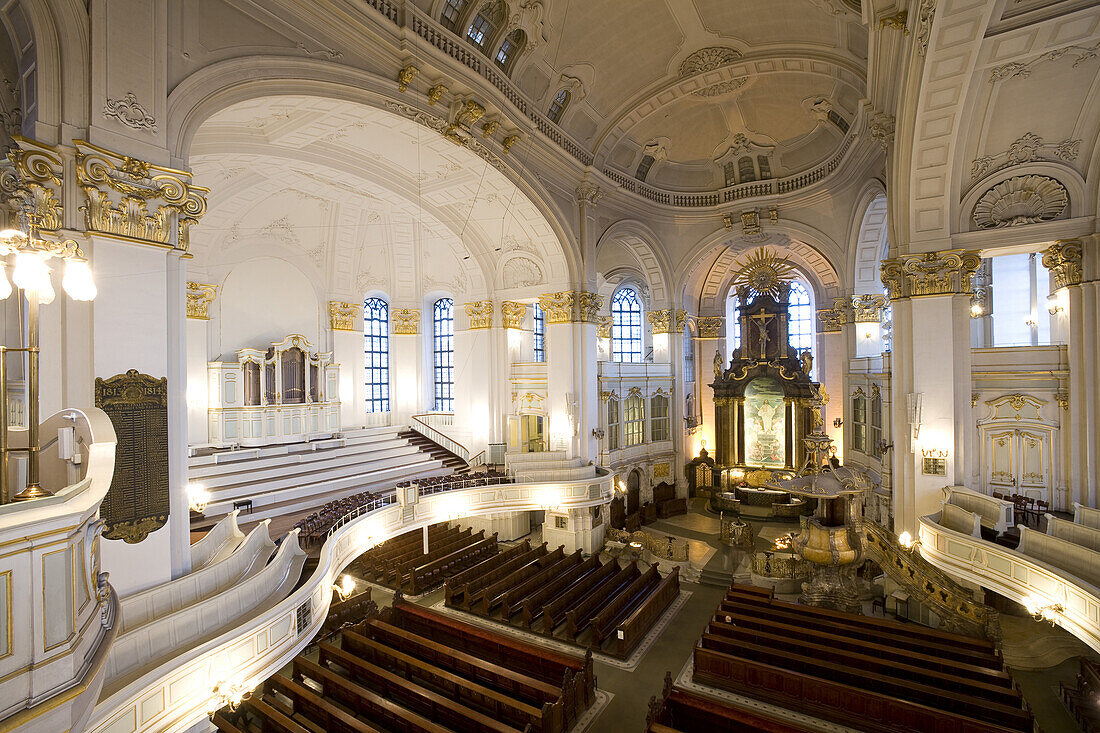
731;247;795;300
0;138;64;231
878;10;909;33
500;300;526;328
851;294;886;323
328;301;359;331
649;309;674;335
397;65;419;93
481;120;500;137
597;316;612;339
186;282;217;320
740;210;760;235
1041;240;1082;290
391;308;420;335
464;300;494;329
577;291;601;323
817;297;848;332
538;290;601;323
653;462;671;479
445;99;486;143
427;83;448;105
502;134;521;153
1055;391;1069;411
880;249;980;299
697;316;723;338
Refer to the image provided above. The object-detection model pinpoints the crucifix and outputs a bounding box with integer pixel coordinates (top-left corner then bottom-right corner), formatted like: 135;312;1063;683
749;313;775;360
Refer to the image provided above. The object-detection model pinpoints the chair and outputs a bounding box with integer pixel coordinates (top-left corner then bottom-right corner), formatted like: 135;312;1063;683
992;492;1005;500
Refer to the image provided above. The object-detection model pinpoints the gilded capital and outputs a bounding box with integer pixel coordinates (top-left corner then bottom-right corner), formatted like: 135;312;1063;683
0;138;63;232
697;316;723;339
500;300;526;329
1042;240;1083;291
817;297;848;332
851;294;886;323
575;181;602;207
464;300;494;329
75;140;207;252
880;249;981;300
186;282;217;320
538;290;603;324
597;316;612;339
391;308;420;335
650;308;686;335
329;301;360;331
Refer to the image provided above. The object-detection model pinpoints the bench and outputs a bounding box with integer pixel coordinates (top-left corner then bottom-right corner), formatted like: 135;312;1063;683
564;560;639;639
653;482;687;518
591;563;661;646
264;671;385;733
542;559;617;635
232;498;253;514
939;502;982;537
1047;515;1100;553
647;685;819;733
1074;502;1100;530
390;527;474;585
462;543;548;612
500;549;583;618
946;487;1014;534
446;541;531;606
640;502;657;525
521;555;601;628
606;566;680;658
406;532;497;594
474;546;565;616
1018;525;1100;589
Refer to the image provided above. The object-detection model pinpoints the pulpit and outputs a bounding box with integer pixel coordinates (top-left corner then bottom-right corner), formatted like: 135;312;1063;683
206;334;340;447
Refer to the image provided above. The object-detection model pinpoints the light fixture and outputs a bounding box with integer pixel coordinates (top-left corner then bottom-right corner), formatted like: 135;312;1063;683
1024;314;1038;328
898;530;920;551
333;574;356;602
970;302;983;317
188;484;211;513
207;680;253;717
1022;595;1063;625
0;225;97;503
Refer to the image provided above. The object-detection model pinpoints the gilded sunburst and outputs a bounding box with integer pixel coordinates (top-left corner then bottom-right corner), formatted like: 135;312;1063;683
732;248;796;299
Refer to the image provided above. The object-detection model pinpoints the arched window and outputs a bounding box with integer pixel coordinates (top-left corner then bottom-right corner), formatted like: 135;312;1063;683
635;154;655;181
738;156;756;182
363;297;390;413
466;11;496;51
495;29;526;72
607;396;619;451
533;302;545;362
650;394;670;442
611;287;643;363
757;155;772;179
547;89;570;123
787;282;814;361
440;0;465;30
624;395;645;446
723;161;737;187
433;298;454;411
852;392;867;453
725;290;741;361
870;387;883;458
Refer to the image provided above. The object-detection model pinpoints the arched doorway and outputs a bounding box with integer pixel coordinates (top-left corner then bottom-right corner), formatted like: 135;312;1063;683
627;468;642;514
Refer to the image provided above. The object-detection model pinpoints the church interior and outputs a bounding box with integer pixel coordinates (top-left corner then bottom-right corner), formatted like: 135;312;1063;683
1;0;1100;731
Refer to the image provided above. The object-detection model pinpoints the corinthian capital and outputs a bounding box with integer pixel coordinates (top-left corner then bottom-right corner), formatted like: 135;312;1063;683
575;181;602;207
880;249;981;300
1042;240;1083;291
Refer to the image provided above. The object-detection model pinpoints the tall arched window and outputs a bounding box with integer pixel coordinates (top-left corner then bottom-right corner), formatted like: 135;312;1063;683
547;89;570;123
363;297;390;413
635;154;655;181
738;156;756;182
466;11;496;51
788;282;814;361
611;288;643;363
533;302;545;362
725;290;741;361
433;298;454;412
495;29;526;72
440;0;466;30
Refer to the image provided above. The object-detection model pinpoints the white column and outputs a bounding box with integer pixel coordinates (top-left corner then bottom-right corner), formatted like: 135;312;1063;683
1058;237;1098;509
330;316;364;429
541;293;599;461
694;317;724;457
389;307;423;426
454;301;494;455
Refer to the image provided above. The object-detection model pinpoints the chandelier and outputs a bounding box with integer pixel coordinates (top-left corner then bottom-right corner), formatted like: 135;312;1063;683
0;223;97;502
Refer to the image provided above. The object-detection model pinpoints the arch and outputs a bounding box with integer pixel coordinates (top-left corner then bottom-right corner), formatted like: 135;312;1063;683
595;219;673;309
165;56;582;287
848;185;889;295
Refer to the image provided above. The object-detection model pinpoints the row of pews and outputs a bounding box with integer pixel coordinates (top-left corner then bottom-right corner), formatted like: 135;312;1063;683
646;671;819;732
211;599;596;733
610;482;687;534
691;583;1035;733
1060;657;1100;732
346;522;501;595
444;540;679;658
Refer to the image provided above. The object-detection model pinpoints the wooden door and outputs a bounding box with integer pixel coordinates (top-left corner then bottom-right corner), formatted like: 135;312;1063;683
983;427;1051;500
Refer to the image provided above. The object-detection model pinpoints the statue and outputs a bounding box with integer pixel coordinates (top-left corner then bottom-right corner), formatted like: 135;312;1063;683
800;349;813;375
713;349;723;378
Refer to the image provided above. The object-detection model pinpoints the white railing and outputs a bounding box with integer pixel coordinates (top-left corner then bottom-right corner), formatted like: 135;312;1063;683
919;513;1100;654
410;413;486;467
86;470;613;733
189;509;246;570
415;474;512;498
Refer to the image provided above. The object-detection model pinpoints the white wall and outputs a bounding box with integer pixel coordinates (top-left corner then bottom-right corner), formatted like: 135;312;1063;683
216;258;320;356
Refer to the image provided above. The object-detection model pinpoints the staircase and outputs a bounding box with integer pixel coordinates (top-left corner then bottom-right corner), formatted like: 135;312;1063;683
188;426;452;527
398;429;468;473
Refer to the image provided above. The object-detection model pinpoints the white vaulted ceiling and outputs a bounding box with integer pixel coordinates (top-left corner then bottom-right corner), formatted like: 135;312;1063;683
187;96;571;303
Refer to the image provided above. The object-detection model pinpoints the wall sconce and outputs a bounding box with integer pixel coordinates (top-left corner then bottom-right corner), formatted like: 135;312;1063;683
898;530;920;551
875;439;894;454
332;574;356;602
1024;314;1038;328
1047;291;1067;316
1022;595;1063;626
208;680;253;717
907;393;923;442
188;483;210;513
970;302;983;318
591;428;605;439
832;417;843;428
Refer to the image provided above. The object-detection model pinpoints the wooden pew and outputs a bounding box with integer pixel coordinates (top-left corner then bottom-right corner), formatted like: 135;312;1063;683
693;645;1029;733
327;638;561;733
446;540;531;606
653;482;687;518
362;524;452;579
521;555;601;628
241;697;310;733
474;546;566;616
391;528;476;585
590;563;661;646
697;635;1031;731
293;656;480;733
462;543;548;611
713;607;1011;687
706;619;1021;707
564;560;639;639
640;502;657;525
541;559;619;635
352;624;563;714
648;685;819;733
606;566;680;658
406;532;497;594
210;712;246;733
500;549;583;618
726;581;774;599
264;672;385;733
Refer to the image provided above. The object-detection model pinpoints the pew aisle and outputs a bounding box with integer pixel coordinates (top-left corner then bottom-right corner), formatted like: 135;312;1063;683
211;598;599;733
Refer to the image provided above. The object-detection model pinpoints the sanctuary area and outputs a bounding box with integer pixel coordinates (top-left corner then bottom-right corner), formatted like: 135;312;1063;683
0;1;1098;732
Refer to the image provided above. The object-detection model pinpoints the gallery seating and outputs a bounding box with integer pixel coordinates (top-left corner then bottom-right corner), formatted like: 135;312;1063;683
690;583;1033;733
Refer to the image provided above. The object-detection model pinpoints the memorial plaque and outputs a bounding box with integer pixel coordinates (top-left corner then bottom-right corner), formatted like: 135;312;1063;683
94;370;169;543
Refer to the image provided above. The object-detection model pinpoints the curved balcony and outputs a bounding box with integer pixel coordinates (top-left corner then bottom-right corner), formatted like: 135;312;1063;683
85;469;613;733
0;408;119;733
919;512;1100;655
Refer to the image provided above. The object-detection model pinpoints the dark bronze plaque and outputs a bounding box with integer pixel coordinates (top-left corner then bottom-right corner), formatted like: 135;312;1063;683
94;370;169;543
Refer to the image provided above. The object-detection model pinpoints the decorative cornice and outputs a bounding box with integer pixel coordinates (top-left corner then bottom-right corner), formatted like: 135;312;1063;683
500;300;526;329
696;316;723;339
74;140;207;251
880;249;981;300
817;297;849;332
851;294;886;323
538;290;602;324
391;308;420;335
970;132;1080;180
464;300;494;329
186;282;217;320
383;100;505;172
1042;240;1083;291
329;301;359;331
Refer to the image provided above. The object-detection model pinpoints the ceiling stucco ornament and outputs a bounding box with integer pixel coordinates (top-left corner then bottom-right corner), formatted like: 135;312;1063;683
971;175;1068;229
915;0;937;57
502;255;544;288
970;132;1081;179
990;41;1100;83
505;0;546;49
103;91;157;131
679;47;743;77
731;247;796;300
383;100;507;172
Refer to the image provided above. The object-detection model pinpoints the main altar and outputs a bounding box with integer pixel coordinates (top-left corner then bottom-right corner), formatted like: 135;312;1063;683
710;249;822;482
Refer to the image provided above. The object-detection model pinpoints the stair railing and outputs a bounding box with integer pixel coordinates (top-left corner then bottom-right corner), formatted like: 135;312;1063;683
409;413;486;468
